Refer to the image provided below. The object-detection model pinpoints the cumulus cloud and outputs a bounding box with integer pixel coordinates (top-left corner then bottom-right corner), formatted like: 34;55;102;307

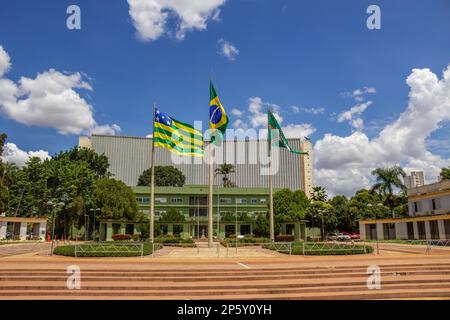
344;86;377;102
0;46;11;78
337;101;373;131
0;46;120;136
128;0;226;41
1;142;50;167
217;38;239;61
291;105;325;115
314;65;450;196
231;108;243;117
229;97;315;139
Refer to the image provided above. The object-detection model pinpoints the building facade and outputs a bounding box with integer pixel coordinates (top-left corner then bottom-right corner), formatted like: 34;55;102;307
404;171;425;189
78;135;313;194
99;186;307;241
359;180;450;240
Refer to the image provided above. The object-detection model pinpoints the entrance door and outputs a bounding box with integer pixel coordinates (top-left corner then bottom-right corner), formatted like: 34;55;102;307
193;225;208;238
407;222;414;240
429;220;439;239
417;221;426;240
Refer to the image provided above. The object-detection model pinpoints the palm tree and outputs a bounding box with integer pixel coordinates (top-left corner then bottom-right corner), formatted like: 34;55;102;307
311;186;328;202
215;163;235;187
370;166;406;218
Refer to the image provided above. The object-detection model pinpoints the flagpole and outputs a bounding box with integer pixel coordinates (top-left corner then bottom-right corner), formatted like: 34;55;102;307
208;73;214;249
150;102;156;243
268;110;275;242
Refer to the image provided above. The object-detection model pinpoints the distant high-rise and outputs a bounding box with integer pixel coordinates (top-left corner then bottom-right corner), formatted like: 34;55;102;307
404;171;425;189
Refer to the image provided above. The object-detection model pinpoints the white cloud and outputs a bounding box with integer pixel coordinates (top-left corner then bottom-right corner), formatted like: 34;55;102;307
217;38;239;61
231;108;243;117
337;101;373;131
230;97;315;139
302;107;325;115
314;65;450;197
91;124;122;136
0;46;120;136
282;124;316;139
0;46;11;78
291;106;300;113
128;0;226;41
1;142;50;167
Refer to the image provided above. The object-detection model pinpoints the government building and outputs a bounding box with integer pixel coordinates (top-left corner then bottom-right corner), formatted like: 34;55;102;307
79;135;314;241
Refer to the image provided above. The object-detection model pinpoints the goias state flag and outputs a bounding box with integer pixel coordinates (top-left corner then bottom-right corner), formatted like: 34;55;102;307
209;81;228;143
153;108;204;157
268;111;308;155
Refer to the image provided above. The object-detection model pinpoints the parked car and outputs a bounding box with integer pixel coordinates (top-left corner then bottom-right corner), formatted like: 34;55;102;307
326;232;351;241
341;231;360;240
350;232;360;240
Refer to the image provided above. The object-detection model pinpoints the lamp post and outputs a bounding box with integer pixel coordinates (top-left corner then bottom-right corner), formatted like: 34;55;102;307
368;203;383;254
47;200;64;256
89;208;100;241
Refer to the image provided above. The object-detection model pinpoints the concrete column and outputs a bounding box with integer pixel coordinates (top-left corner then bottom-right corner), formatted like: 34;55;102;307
376;222;384;241
438;220;446;240
359;223;366;240
425;221;431;240
120;224;126;235
0;222;7;239
106;223;113;241
19;222;27;240
167;223;173;236
413;222;419;240
395;222;407;240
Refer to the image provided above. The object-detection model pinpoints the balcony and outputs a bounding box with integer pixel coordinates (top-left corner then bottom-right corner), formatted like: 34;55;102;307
407;180;450;197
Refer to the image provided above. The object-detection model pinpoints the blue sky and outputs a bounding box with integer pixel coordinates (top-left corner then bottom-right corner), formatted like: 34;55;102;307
1;0;450;195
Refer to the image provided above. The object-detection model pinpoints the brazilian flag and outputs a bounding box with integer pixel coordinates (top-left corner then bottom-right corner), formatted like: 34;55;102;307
153;108;204;157
209;81;228;144
268;111;308;155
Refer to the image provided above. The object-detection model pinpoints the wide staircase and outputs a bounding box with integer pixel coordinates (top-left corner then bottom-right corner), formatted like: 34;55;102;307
2;262;450;299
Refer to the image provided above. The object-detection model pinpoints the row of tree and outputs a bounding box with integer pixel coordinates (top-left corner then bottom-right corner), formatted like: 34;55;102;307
0;134;139;239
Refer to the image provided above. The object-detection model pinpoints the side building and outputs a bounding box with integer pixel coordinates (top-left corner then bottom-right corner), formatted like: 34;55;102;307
359;180;450;240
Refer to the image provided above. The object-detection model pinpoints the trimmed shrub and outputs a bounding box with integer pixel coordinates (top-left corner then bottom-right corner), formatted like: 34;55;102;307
53;242;154;257
275;234;295;242
112;234;132;241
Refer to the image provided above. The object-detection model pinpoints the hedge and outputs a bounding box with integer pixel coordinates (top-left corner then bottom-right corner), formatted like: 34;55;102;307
291;243;374;255
53;242;154;257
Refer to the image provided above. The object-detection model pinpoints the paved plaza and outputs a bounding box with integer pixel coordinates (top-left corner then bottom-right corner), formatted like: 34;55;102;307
1;242;450;299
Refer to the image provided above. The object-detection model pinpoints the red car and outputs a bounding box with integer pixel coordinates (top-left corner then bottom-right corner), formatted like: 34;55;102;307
341;232;360;240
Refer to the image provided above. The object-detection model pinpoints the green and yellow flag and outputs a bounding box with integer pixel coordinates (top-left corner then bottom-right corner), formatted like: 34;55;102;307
209;81;228;143
153;108;204;157
268;111;308;155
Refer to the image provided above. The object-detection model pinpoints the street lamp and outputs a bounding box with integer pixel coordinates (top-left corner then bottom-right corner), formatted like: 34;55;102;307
47;200;64;256
368;203;383;254
89;208;100;241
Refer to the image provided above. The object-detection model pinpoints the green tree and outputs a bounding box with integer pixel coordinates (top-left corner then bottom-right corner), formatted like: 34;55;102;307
273;189;309;222
306;201;334;239
160;208;185;222
371;166;406;217
440;167;450;180
348;189;390;222
0;133;7;214
137;166;186;187
94;178;138;221
329;195;352;231
253;213;269;237
215;163;236;187
52;147;110;179
311;186;328;202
